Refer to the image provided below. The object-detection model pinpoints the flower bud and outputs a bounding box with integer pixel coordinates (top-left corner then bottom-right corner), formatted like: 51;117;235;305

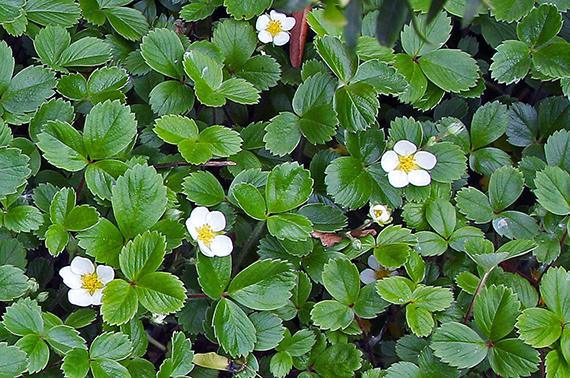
369;204;391;225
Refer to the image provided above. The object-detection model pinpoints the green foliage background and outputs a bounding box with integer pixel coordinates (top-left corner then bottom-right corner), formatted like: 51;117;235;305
1;0;570;377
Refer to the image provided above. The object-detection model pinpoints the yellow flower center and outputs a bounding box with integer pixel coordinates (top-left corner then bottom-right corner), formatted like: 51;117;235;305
266;20;282;36
375;267;392;280
81;272;103;295
397;154;418;173
374;209;384;219
197;224;215;245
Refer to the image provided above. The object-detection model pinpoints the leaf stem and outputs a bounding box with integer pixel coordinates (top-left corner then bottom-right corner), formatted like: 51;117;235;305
369;303;408;348
147;335;168;352
233;220;266;274
355;315;376;367
152;161;237;169
463;269;492;324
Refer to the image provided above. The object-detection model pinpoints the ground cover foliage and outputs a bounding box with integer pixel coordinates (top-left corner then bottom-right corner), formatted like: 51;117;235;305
2;0;570;377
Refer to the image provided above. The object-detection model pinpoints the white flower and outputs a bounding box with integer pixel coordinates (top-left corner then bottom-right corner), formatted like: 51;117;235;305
369;204;391;225
59;257;114;307
380;140;437;188
256;10;296;46
151;313;167;325
186;206;233;257
360;255;397;285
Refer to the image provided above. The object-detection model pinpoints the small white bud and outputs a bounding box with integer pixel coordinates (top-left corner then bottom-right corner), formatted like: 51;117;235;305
447;121;465;135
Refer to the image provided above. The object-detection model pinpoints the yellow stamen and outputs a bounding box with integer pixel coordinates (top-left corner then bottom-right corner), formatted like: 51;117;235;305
197;224;215;245
397;154;418;173
375;267;392;280
266;20;282;36
374;209;384;219
81;273;103;295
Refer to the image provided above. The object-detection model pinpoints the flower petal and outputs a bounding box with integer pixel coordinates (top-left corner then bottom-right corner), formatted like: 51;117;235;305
59;266;82;289
96;265;114;284
256;14;270;30
408;169;431;186
388;170;409;188
185;217;199;239
273;32;290;46
210;235;233;257
91;290;103;305
198;240;215;257
70;256;95;275
367;255;380;270
258;30;273;43
281;17;296;31
414;151;437;170
270;10;286;22
68;289;93;307
381;150;399;172
393;140;417;156
207;211;226;232
189;207;209;228
360;269;377;285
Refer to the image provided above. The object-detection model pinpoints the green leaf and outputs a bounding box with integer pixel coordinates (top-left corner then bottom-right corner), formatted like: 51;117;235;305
401;11;452;57
197;253;231;299
15;334;47;373
183;171;225;207
411;285;453;312
62;348;90;378
335;82;378;132
78;218;124;267
516;307;562;348
474;285;520;341
233;183;266;220
0;265;28;301
545;129;570;171
546;349;570;378
46;224;69;256
0;342;28;378
418;49;479;93
65;309;97;329
490;0;533;22
507;102;538;147
157;332;194;378
57;73;88;100
111;164;167;240
213;298;256;357
352;60;408;95
50;187;74;224
228;259;295;310
267;213;312;241
488;166;524;212
426;142;467;183
58;37;111;68
297;204;347;232
85;159;129;201
224;0;270;19
455;187;493;224
0;147;29;201
119;231;166;281
266;162;313;214
322;258;360;305
198;125;242;157
376;276;415;304
311;300;354;331
316;36;357;83
270;351;292;378
431;322;487;368
425;200;456;238
149;81;194;116
65;205;99;232
517;4;562;47
251;312;285;352
235;55;281;91
3;298;43;336
488;338;539;378
469;147;513;176
0;238;27;269
471;101;509;150
533;42;570;78
384;361;423;378
264;112;302;157
181;2;218;22
37;120;88;171
393;53;428;103
90;332;131;361
313;343;362;378
456;271;479;294
140;29;185;80
1;65;56;114
490;40;531;84
104;7;148;41
325;156;372;210
4;205;43;233
45;325;86;354
534;166;570;216
34;25;70;68
406;303;434;337
83;100;136;160
24;0;80;27
212;18;256;67
216;77;259;105
541;267;570;322
101;279;138;325
292;72;336;117
90;359;130;378
154;114;198;144
415;231;447;257
0;0;24;24
135;272;186;314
